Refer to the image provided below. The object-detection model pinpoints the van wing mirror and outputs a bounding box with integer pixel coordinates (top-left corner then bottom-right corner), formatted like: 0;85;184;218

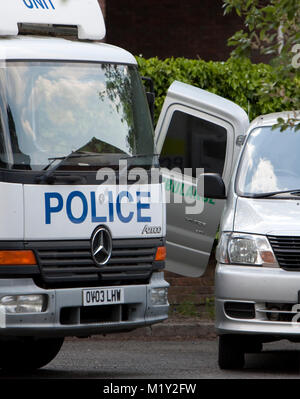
197;173;226;200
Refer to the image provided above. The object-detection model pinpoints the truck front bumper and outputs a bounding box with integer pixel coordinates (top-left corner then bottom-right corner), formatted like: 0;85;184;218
215;264;300;339
0;272;169;338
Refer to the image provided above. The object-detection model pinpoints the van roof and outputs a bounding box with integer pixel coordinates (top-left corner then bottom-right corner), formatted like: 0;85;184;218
0;35;137;65
250;111;300;130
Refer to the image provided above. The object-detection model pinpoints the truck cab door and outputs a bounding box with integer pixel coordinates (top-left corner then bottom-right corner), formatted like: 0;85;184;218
155;81;249;277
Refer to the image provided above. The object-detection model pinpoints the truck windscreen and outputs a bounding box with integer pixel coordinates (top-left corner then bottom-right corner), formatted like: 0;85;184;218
0;62;156;171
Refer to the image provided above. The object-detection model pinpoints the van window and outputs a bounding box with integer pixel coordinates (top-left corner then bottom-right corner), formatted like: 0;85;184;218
0;110;8;168
159;110;227;177
237;126;300;196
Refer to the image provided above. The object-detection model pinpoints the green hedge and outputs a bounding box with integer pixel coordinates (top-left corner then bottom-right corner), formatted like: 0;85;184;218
136;56;299;124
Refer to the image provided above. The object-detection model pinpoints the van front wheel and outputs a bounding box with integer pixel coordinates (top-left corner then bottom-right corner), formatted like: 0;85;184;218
0;337;64;371
218;335;245;370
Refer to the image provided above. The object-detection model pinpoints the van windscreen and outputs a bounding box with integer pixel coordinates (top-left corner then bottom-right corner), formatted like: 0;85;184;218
236;125;300;197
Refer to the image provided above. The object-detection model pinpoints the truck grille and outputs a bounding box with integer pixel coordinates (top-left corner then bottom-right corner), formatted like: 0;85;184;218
268;235;300;270
26;238;164;287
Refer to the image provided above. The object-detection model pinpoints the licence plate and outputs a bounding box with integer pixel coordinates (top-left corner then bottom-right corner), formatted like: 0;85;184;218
83;288;124;306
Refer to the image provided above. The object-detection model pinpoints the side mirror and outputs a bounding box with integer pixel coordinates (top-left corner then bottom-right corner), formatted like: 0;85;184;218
197;173;226;200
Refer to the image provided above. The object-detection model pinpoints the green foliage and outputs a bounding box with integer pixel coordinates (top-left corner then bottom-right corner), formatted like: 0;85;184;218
223;0;300;67
137;56;299;124
222;0;300;126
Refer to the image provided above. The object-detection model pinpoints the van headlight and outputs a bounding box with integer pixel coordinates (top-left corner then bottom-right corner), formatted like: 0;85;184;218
216;233;278;267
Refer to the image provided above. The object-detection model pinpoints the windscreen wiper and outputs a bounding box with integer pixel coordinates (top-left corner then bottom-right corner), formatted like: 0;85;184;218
250;190;300;198
120;153;159;161
36;151;103;184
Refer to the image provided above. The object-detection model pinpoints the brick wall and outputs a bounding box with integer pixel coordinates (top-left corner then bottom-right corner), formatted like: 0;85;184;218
165;255;216;307
98;0;106;17
105;0;244;61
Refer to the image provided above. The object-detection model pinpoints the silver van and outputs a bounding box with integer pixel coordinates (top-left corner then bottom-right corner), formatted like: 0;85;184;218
155;81;300;370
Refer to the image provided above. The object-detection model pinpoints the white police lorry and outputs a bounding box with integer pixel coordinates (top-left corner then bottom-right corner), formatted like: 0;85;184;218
0;0;173;370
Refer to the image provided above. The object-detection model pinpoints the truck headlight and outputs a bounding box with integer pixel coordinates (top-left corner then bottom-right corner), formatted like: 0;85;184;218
150;288;168;305
216;233;278;267
0;295;47;313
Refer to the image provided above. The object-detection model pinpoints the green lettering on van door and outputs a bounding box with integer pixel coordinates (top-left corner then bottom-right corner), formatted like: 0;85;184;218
162;177;215;205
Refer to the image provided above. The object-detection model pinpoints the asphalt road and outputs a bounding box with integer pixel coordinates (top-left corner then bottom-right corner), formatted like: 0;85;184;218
2;337;300;379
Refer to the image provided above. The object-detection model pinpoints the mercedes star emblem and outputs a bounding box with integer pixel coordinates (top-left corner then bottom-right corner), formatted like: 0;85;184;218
91;226;112;266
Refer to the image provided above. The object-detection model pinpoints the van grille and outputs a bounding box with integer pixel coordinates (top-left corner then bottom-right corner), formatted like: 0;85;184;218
268;235;300;270
26;238;164;287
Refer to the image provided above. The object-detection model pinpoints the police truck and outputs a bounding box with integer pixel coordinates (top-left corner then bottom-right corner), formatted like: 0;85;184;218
0;0;171;370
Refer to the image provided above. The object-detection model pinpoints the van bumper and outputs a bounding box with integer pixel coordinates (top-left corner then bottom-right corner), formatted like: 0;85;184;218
215;264;300;338
0;272;169;338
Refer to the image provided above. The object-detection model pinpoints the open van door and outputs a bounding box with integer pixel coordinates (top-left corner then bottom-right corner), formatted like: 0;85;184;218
155;81;249;277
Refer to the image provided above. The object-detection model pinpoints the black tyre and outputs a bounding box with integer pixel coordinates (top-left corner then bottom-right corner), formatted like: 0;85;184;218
218;335;245;370
244;339;263;354
0;337;64;371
